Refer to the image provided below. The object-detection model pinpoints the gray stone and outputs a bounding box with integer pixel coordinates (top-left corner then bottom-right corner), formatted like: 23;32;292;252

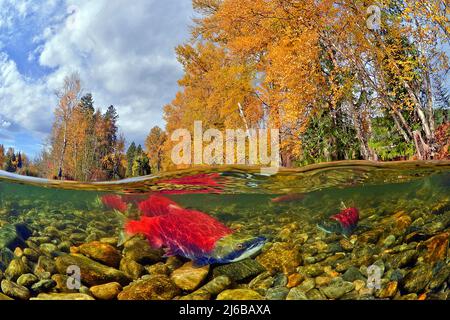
39;243;58;257
0;224;25;251
212;259;265;282
388;250;418;269
55;254;131;286
31;279;57;293
306;288;326;300
5;258;30;281
342;266;366;282
286;287;308;300
296;278;315;293
320;278;355;299
122;238;163;264
0;247;14;271
265;286;289;300
17;273;39;287
401;264;432;293
1;279;30;300
31;293;95;300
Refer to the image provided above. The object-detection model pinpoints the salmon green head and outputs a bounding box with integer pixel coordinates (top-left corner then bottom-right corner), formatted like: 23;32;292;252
193;233;267;266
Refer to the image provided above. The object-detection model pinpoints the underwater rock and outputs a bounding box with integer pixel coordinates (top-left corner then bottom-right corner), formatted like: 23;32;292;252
78;241;122;268
170;261;209;291
418;232;449;264
287;273;304;288
382;235;396;248
401;264;433;293
0;292;13;300
90;282;122;300
248;272;275;294
339;239;354;252
119;257;144;280
428;263;450;291
145;262;170;276
320;277;355;300
57;241;72;253
31;293;95;300
351;244;380;267
314;276;332;287
51;274;77;293
0;247;15;271
17;273;39;287
273;273;288;287
22;248;39;262
393;213;412;234
353;279;366;293
298;264;324;278
357;229;383;244
217;289;264;300
256;242;301;275
212;259;264;282
118;275;180;300
55;254;130;286
1;279;30;300
122;238;164;264
396;293;418;300
5;258;30;281
386;250;418;269
265;286;289;300
100;237;119;246
286;287;308;300
386;269;405;282
36;255;57;275
296;277;315;293
0;224;31;250
306;288;327;300
31;279;57;294
165;256;184;273
376;281;398;299
180;275;231;300
39;243;58;257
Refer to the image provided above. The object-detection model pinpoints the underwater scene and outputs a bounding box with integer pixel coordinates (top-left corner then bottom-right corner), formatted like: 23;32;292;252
0;161;449;301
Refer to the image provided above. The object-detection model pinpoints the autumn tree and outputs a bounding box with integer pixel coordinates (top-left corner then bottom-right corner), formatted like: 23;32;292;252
0;145;4;168
46;75;127;181
163;0;449;166
145;126;167;172
51;73;82;179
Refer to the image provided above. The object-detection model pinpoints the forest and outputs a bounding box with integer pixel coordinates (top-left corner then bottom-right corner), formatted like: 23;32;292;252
1;0;449;181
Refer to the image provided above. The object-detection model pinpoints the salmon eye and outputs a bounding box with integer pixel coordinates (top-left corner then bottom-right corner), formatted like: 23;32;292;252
236;243;244;250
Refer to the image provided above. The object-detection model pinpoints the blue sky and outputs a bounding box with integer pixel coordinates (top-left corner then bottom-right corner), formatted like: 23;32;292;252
0;0;194;158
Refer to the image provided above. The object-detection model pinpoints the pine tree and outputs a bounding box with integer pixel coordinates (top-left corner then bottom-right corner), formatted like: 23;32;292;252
126;142;137;177
17;152;22;169
79;93;95;114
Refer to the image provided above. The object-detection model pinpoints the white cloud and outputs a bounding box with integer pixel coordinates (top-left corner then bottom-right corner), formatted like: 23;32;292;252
1;119;11;128
39;0;193;142
0;0;194;149
0;53;54;133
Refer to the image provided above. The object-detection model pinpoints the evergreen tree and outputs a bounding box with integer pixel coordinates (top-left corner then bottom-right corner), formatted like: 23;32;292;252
4;158;15;172
104;105;119;151
17;152;22;169
126;142;137;177
79;93;95;114
132;153;151;177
